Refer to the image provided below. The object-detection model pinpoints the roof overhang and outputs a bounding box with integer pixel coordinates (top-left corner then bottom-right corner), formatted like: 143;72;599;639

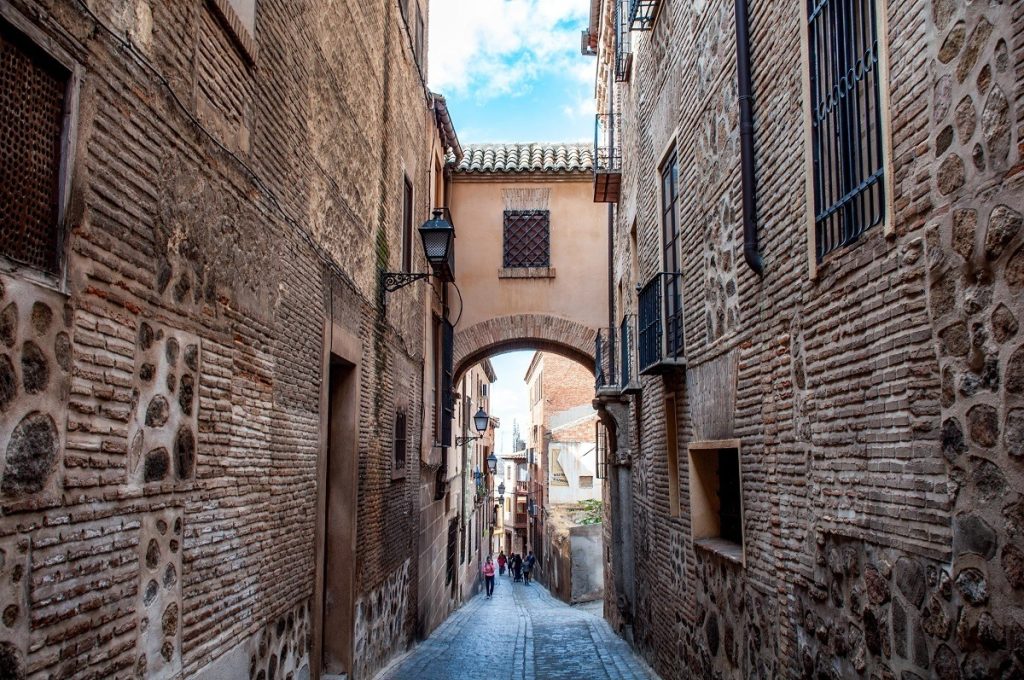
431;92;463;162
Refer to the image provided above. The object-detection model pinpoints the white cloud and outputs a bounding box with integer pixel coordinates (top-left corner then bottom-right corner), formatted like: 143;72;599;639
428;0;592;100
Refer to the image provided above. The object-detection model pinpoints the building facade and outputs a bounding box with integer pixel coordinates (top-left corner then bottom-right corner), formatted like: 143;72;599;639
0;0;479;678
589;0;1024;678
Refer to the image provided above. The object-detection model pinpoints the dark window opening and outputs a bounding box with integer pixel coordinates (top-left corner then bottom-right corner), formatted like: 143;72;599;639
503;210;550;268
1;21;69;276
445;517;458;586
392;408;407;479
807;0;885;261
689;444;744;559
402;176;413;272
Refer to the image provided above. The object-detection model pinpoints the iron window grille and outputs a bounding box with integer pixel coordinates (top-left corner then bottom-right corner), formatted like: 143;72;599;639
1;21;70;276
628;0;659;30
503;210;550;268
807;0;886;262
615;0;633;81
445;518;458;585
619;314;636;389
595;423;607;479
637;272;685;374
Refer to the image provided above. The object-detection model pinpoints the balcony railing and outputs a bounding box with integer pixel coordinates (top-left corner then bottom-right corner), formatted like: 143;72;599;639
628;0;660;30
593;113;622;203
516;481;529;494
595;327;610;391
637;272;685;375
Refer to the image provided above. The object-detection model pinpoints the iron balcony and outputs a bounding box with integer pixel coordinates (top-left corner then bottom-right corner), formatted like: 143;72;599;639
637;272;686;375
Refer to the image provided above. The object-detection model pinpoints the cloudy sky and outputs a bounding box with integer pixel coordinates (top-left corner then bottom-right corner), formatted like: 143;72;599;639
427;1;595;450
427;0;595;142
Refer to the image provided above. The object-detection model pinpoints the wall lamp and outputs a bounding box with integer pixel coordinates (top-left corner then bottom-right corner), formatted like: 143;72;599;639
456;408;490;446
382;209;456;292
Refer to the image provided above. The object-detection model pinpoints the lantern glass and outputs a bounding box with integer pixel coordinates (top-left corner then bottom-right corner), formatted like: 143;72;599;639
473;408;489;433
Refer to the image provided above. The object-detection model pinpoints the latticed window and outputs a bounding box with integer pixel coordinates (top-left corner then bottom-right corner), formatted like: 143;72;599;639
503;210;550;268
807;0;886;261
660;152;683;357
1;22;70;276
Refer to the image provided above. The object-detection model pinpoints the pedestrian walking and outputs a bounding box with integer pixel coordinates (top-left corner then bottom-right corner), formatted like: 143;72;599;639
512;553;523;582
497;550;507;576
482;555;496;598
523;550;536;585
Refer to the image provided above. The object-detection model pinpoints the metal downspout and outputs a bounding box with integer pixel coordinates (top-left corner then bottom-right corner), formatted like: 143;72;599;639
735;0;764;275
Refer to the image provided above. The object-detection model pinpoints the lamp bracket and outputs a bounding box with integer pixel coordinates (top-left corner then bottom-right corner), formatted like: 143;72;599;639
456;434;484;446
382;272;431;293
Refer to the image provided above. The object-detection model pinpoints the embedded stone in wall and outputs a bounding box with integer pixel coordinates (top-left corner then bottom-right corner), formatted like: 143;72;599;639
128;323;200;488
0;275;69;506
0;536;29;680
353;560;410;679
136;509;184;679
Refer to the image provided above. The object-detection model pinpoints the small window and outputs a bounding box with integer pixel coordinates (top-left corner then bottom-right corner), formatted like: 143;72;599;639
688;441;744;563
579;475;594;489
226;0;256;35
392;408;407;479
503;210;550;268
806;0;886;261
1;21;71;277
402;176;414;272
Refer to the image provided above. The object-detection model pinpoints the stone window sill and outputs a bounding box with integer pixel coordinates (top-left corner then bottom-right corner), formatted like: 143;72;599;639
498;267;556;279
694;537;744;566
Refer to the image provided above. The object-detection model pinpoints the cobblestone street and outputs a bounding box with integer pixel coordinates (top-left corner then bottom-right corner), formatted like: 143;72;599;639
377;579;658;680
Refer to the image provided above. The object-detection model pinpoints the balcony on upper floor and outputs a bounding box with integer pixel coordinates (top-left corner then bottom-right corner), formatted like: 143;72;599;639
593;113;621;203
637;272;686;375
628;0;661;31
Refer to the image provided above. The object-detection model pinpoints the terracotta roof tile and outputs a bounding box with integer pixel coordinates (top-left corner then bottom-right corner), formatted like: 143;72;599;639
451;143;593;174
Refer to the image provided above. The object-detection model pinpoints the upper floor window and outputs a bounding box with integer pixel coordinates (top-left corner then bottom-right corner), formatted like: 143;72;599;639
1;20;72;277
415;7;425;72
659;149;684;355
503;210;550;268
806;0;886;262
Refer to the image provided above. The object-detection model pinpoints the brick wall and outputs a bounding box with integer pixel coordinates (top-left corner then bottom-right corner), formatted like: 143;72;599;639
598;0;1023;677
0;0;437;678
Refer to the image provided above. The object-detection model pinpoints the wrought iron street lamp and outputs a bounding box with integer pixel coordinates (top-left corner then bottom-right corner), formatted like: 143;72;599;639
382;208;456;292
498;481;505;499
486;451;497;475
456;407;489;446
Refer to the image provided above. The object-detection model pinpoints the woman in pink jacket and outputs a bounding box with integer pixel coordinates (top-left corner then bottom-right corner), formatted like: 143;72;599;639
482;556;496;598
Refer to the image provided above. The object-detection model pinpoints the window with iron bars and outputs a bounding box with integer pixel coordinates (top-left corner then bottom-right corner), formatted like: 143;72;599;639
628;0;660;30
615;0;632;81
503;210;550;268
807;0;886;262
660;151;683;356
1;20;70;277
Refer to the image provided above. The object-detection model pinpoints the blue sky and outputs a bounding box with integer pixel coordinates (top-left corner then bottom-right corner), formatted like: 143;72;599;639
427;0;596;448
428;0;595;143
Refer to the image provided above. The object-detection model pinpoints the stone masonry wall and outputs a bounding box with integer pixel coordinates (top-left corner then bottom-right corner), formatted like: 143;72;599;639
0;0;435;678
601;0;1023;677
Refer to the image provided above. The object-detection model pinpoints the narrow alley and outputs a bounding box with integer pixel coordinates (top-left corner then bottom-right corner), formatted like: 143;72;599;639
379;579;656;680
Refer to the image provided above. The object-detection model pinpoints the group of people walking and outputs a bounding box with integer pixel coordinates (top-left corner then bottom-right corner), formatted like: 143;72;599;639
481;549;536;598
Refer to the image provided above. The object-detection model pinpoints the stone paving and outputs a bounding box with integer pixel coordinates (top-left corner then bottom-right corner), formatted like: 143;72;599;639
377;578;659;680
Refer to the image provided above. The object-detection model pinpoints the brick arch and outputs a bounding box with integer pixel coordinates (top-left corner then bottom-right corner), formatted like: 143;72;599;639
453;314;597;382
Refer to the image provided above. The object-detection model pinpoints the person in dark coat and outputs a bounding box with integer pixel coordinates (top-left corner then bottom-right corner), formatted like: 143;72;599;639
512;553;523;582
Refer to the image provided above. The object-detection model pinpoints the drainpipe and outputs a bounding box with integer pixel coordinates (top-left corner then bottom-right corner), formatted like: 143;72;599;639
735;0;764;276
